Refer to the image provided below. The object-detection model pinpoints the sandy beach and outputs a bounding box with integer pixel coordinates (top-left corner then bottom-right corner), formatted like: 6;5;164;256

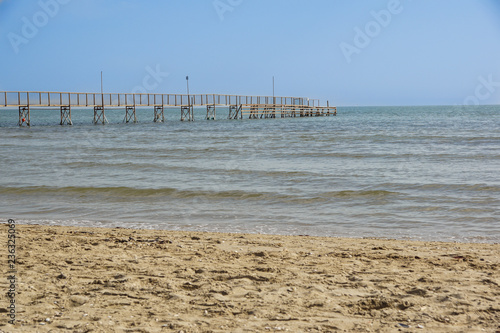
1;223;499;332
